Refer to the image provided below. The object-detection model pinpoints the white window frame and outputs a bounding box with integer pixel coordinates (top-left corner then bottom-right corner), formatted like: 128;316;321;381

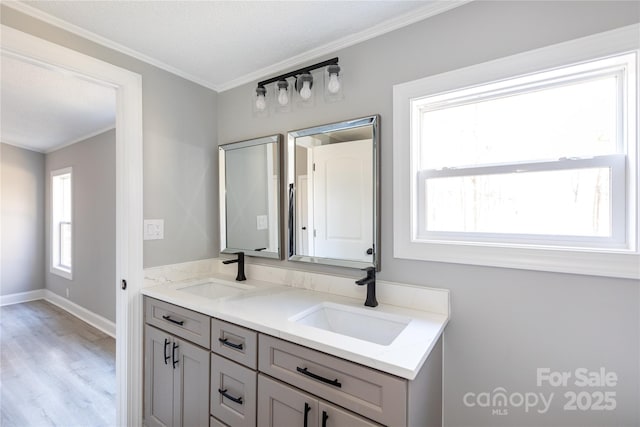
51;166;73;280
393;24;640;279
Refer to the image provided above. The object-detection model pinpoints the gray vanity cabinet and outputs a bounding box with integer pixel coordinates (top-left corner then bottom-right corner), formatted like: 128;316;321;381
259;334;443;427
210;319;259;427
144;297;443;427
257;374;380;427
144;298;211;427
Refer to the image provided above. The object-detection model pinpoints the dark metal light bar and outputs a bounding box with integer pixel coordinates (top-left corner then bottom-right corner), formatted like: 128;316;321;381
257;57;339;88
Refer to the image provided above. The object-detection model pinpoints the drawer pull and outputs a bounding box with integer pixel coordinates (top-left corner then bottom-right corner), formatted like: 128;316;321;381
296;366;342;388
322;411;329;427
218;388;243;405
218;337;244;350
162;315;184;326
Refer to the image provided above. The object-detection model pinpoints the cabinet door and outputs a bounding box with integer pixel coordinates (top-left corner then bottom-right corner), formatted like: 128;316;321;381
258;374;318;427
145;325;175;427
174;338;210;427
318;402;381;427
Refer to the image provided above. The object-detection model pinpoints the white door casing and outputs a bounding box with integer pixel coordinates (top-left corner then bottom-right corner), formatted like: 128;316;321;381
1;25;144;426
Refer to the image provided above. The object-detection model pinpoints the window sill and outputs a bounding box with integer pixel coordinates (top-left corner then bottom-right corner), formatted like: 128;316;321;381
51;266;72;280
394;240;639;279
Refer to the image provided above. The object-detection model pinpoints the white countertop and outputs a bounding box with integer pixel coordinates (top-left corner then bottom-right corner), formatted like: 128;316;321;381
142;263;449;380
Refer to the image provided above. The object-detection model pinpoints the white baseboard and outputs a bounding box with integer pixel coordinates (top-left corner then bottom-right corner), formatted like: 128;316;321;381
44;290;116;338
0;289;116;338
0;289;46;306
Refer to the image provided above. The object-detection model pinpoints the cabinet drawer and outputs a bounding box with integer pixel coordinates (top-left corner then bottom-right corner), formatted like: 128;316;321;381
319;401;383;427
210;415;228;427
258;374;382;427
145;297;210;348
258;334;407;426
211;353;257;427
211;318;257;369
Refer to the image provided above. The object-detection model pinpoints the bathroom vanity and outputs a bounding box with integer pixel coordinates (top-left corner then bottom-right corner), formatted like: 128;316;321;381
142;266;448;427
145;115;446;426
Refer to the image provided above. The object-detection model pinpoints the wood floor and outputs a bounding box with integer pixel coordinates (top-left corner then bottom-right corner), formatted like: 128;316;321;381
0;300;116;427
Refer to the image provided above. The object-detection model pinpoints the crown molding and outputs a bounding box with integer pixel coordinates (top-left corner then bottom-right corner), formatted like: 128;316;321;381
45;124;116;154
1;125;116;154
0;139;45;153
2;0;218;91
218;0;473;92
4;0;472;93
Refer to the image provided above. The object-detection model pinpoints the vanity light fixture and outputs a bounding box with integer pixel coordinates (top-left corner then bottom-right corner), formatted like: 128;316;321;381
253;57;341;112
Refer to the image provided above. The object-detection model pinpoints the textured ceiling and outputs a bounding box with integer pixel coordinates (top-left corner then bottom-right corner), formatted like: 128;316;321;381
1;1;466;152
0;53;116;152
17;0;461;90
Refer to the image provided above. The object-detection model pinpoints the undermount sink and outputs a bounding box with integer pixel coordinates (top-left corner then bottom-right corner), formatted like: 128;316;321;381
289;302;411;346
176;279;255;299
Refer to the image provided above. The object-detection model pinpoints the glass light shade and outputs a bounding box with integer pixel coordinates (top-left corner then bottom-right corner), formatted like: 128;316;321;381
277;80;289;106
324;64;343;102
255;93;266;110
278;87;289;105
252;86;268;117
300;81;312;100
327;73;340;94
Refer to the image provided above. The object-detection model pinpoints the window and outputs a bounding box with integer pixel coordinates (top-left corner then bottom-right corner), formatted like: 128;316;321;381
393;25;639;278
51;167;72;279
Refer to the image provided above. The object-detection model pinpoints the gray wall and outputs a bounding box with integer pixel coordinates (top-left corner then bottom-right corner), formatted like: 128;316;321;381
0;143;45;296
217;2;640;426
1;5;219;269
45;130;116;322
3;1;638;425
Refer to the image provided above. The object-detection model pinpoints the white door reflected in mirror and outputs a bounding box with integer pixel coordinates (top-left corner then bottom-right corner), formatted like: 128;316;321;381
288;115;379;270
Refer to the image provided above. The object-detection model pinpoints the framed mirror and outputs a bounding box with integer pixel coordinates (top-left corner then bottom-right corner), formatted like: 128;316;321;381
287;115;380;270
219;134;283;259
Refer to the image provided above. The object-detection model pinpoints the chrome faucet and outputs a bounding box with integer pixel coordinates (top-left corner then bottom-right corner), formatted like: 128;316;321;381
355;266;378;307
222;252;246;281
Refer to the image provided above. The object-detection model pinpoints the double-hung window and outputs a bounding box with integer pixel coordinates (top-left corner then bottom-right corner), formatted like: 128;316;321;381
51;167;72;279
393;25;639;278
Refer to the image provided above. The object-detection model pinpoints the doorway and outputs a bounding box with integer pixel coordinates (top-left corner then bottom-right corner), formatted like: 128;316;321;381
1;25;144;425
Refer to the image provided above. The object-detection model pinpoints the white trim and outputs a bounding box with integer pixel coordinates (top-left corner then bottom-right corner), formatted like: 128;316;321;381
2;1;217;91
0;289;115;337
44;290;116;338
0;289;46;306
217;1;472;92
3;0;471;92
0;25;144;426
0;139;46;153
1;124;115;154
45;125;116;154
393;24;640;279
50;166;73;280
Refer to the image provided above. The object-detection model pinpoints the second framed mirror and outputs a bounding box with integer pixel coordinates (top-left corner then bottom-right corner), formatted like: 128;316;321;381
287;115;380;270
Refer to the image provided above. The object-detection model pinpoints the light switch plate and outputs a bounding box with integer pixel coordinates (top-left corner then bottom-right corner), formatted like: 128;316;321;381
256;215;268;230
144;219;164;240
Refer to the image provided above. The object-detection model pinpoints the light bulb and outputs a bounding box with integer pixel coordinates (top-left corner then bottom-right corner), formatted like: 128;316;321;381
327;73;340;94
278;87;289;106
255;93;266;110
300;80;312;100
